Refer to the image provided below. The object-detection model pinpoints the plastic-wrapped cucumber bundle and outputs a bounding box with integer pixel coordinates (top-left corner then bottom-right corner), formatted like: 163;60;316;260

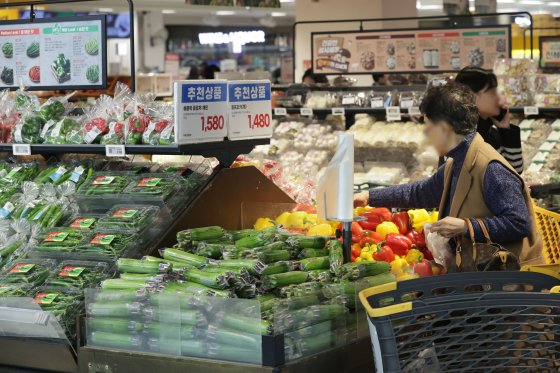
277;281;323;298
45;260;109;288
78;173;131;196
285;235;327;250
328;240;343;273
161;248;209;268
299;256;330;271
334;261;391;280
122;174;179;200
258;260;296;276
194;242;230;259
262;271;309;290
89;331;143;350
235;229;278;249
210;259;264;276
299;248;329;258
177;226;225;247
280;304;348;332
117;258;170;275
183;268;230;290
88;317;144;334
0;258;56;287
307;269;333;283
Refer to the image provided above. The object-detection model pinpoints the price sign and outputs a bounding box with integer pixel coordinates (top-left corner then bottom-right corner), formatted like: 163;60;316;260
331;107;345;116
274;107;287;116
228;80;272;140
386;107;402;121
12;144;31;156
408;106;421;116
174;80;228;144
105;145;126;157
524;106;539;116
300;108;313;116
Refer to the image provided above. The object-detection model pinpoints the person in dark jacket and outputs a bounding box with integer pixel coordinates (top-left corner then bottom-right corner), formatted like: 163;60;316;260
354;83;539;262
455;66;524;173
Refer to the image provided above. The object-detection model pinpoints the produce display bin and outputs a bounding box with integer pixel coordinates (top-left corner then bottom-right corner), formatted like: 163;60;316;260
359;272;560;373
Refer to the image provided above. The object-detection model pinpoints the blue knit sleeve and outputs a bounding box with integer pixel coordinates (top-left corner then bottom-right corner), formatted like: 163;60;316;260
369;165;445;209
469;161;531;243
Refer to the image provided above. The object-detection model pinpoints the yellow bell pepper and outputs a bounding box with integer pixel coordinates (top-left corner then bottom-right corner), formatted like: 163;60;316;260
254;217;275;230
307;223;333;236
397;273;420;282
376;221;399;239
429;211;439;223
408;209;431;232
354;257;363;263
304;214;318;229
287;211;307;229
275;212;291;226
390;257;410;277
405;248;424;264
354;206;373;215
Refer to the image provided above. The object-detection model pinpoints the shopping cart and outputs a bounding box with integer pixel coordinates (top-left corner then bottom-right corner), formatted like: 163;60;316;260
358;272;560;373
534;204;560;264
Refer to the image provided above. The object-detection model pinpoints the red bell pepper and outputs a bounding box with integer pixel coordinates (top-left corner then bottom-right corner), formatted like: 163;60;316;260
413;259;433;277
419;247;434;261
358;219;379;231
338;222;363;244
391;212;411;235
360;230;383;247
373;243;395;263
385;233;412;256
406;230;426;249
362;208;391;223
351;246;361;258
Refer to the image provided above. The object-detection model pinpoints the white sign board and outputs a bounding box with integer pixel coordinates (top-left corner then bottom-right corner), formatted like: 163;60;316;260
227;80;272;140
173;80;228;144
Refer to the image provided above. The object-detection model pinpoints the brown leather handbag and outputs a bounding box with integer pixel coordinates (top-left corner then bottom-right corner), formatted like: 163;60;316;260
456;218;521;272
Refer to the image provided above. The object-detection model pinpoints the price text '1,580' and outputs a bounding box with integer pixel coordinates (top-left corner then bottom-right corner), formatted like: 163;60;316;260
201;115;225;132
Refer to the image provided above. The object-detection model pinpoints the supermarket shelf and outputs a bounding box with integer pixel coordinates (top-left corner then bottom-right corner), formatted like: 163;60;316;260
272;84;426;92
0;139;270;166
509;107;560;114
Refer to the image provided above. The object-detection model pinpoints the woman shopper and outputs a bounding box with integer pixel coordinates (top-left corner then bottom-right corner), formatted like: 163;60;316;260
455;66;524;173
354;83;540;268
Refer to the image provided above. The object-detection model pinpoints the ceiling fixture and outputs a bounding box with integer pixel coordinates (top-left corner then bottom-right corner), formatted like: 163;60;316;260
519;0;543;5
271;12;286;17
216;10;236;16
279;0;295;3
549;2;560;6
161;9;176;14
97;8;114;13
497;0;515;3
515;16;532;27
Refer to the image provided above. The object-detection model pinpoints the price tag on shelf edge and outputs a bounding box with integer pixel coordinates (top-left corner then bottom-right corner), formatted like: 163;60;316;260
300;108;313;116
331;107;345;116
408;106;421;116
228;80;273;140
274;107;287;116
105;145;126;157
174;80;228;144
386;106;402;121
12;144;31;156
524;106;539;116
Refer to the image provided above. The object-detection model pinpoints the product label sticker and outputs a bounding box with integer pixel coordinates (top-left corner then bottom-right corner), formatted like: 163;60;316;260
92;176;115;185
400;99;414;108
519;119;534;130
0;201;15;218
386;107;402;121
44;231;69;242
49;166;67;182
91;234;115;245
10;263;35;273
137;177;161;187
69;166;85;183
538;142;555;152
113;208;138;219
59;265;86;277
40;120;55;139
371;98;384;108
35;292;59;305
341;95;356;105
70;217;96;229
84;126;102;144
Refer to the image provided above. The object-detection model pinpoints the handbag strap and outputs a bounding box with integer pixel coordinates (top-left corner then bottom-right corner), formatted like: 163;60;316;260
475;218;492;243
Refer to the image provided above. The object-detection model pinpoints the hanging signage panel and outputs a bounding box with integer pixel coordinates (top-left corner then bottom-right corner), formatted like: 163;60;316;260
312;25;510;75
0;15;106;90
540;36;560;70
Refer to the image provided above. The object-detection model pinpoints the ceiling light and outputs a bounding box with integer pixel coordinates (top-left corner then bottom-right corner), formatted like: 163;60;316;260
279;0;295;3
548;2;560;5
162;9;176;14
519;1;543;4
418;5;443;10
97;8;114;13
497;0;514;3
216;10;236;16
271;12;286;17
515;16;532;27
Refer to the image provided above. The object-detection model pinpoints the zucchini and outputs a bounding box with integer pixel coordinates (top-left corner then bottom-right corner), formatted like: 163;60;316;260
263;271;309;290
299;256;330;271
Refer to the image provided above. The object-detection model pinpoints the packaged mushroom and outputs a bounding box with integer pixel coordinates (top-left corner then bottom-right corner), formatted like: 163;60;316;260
494;58;537;77
304;91;337;109
497;76;535;107
339;92;367;107
535;74;560;93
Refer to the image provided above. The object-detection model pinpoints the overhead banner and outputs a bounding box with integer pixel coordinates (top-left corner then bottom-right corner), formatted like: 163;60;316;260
312;26;510;75
0;15;106;90
540;36;560;70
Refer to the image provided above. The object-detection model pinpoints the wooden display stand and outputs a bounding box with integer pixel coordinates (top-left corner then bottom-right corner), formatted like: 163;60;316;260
154;166;296;249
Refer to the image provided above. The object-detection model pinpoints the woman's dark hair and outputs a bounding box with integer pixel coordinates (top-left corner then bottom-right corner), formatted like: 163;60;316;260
301;68;328;84
302;68;314;82
455;66;498;93
420;83;478;135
